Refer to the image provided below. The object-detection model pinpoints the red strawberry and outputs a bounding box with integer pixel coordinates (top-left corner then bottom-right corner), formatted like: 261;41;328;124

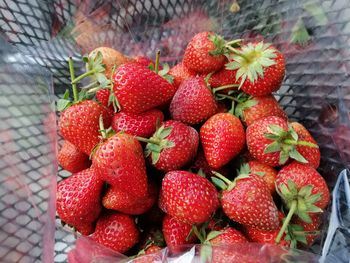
208;68;238;89
103;182;157;215
292;213;322;246
59;100;112;155
56;168;103;235
159;171;219;224
209;227;248;245
168;62;196;88
162;214;197;250
246;116;319;167
113;63;176;114
209;244;267;263
226;42;285;96
143;120;199;172
170;77;217;125
247;160;277;194
112;109;164;138
134;245;163;263
212;173;279;230
200;113;245;168
244;212;290;247
183;32;227;74
91;212;139;253
133;56;153;68
276;162;330;218
235;94;287;126
92;133;148;199
290;122;320;168
58;141;91;173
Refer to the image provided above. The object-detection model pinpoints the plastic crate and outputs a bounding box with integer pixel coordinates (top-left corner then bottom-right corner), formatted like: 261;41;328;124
0;0;349;262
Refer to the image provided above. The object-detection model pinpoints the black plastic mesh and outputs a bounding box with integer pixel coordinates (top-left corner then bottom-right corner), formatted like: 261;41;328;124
0;0;349;262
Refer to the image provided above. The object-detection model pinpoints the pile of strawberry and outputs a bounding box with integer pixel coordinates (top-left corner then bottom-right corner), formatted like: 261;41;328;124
57;31;330;262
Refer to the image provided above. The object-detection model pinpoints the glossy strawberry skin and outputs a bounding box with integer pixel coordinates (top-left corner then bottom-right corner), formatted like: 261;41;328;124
159;171;219;224
96;89;113;110
59;100;112;155
113;63;176;114
183;32;226;74
246;116;289;167
221;174;279;230
151;121;199;172
242;95;287;126
200;113;246;169
168;62;196;88
92;133;148;199
56;168;103;235
133;56;153;68
210;227;248;245
244;226;290;247
248;160;277;194
103;182;157;215
290;122;320;168
170;77;217;125
162;214;197;250
208;68;238;89
91;212;139;253
276;162;330;210
58;141;91;173
112;109;164;138
240;48;285;96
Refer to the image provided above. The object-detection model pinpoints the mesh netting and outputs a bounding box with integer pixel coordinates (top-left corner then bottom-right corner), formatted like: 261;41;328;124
0;0;349;262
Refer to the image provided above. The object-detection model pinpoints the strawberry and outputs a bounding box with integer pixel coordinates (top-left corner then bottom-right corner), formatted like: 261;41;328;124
208;227;248;245
58;141;91;173
183;32;227;74
212;172;279;230
276;162;329;219
134;245;163;263
159;171;219;224
235;94;287;126
246;116;319;167
246;160;277;194
92;133;148;199
103;182;157;215
89;47;130;77
59;100;112;155
133;56;154;68
274;162;329;246
91;212;139;253
56;168;103;235
290;122;320;168
113;62;176;114
141;120;199;172
207;68;238;89
200;113;245;168
169;77;217;125
162;214;197;250
96;89;114;110
291;213;322;247
168;62;196;88
225;42;285;96
111;109;164;138
209;244;267;263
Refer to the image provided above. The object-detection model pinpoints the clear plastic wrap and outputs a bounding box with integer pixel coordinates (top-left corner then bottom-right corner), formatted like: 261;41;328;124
0;0;350;262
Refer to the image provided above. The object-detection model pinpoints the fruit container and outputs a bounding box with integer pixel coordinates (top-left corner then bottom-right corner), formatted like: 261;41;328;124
0;0;349;262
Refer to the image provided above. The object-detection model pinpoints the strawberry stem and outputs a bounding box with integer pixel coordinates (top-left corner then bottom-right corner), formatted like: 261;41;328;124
155;50;161;74
275;200;297;244
225;39;242;46
82;80;98;90
212;171;231;186
226;46;250;62
68;57;78;103
87;86;101;94
135;136;161;145
99;115;107;139
212;84;239;94
284;139;319;148
216;94;240;102
71;69;96;84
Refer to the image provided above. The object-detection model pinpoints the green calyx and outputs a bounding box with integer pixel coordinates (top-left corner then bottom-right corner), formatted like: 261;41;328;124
238;163;265;177
225;41;277;88
208;33;227;56
232;92;257;120
148;50;174;84
277;179;323;223
211;171;250;192
138;125;175;164
263;123;318;165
